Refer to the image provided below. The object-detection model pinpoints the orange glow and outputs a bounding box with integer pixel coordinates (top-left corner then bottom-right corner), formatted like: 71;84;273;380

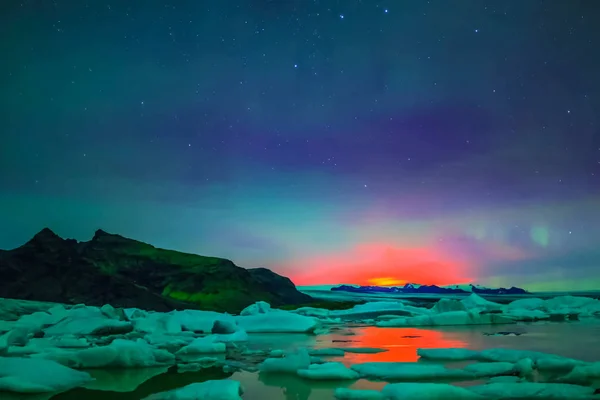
368;277;407;286
289;242;474;286
320;326;468;363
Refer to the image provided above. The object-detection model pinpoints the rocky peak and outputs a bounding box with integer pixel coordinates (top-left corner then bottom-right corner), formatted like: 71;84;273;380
27;228;64;247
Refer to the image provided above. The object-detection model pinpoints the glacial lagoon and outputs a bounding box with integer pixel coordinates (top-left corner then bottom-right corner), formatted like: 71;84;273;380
2;295;600;400
51;321;600;399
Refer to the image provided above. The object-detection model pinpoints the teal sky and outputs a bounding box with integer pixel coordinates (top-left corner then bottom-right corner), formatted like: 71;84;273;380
1;1;599;290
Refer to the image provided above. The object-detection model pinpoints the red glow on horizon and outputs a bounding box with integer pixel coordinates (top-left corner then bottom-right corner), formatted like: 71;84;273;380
289;243;475;286
322;327;468;363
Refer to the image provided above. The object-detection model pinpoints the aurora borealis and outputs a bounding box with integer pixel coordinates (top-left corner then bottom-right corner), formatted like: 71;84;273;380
1;1;599;291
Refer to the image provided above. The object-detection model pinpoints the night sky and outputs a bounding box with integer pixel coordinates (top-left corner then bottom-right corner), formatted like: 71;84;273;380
2;1;600;291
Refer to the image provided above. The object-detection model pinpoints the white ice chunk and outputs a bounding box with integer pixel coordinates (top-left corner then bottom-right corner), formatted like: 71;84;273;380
377;310;514;327
171;310;236;334
0;357;92;393
236;311;317;333
334;388;385;399
309;348;345;356
504;309;549;321
143;379;243;400
259;348;310;373
432;298;467;313
558;362;600;384
176;337;226;355
212;330;248;343
297;362;359;380
463;362;516;377
468;382;598;399
240;301;271;316
32;339;174;368
44;316;132;336
506;298;545;311
351;362;474;381
382;383;484;399
417;348;480;361
461;294;504;311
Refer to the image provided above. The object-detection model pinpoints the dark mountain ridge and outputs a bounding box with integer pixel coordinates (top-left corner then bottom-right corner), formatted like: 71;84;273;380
0;228;312;313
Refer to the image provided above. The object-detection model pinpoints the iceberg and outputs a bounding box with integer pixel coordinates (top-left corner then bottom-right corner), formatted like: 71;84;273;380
259;349;310;373
377;310;514;327
463;362;516;377
297;362;360;380
382;383;484;399
334;388;385;399
468;382;599;399
351;362;474;381
32;339;174;368
0;357;92;393
143;379;244;400
175;337;226;355
236;311;317;333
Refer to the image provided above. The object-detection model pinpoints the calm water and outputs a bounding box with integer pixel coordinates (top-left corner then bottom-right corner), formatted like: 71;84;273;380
18;320;599;400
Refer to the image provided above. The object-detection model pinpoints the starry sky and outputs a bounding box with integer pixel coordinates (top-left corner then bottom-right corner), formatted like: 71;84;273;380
1;1;600;292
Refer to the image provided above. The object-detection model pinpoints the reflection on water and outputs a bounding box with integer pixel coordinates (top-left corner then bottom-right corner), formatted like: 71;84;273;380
317;326;469;363
36;321;600;400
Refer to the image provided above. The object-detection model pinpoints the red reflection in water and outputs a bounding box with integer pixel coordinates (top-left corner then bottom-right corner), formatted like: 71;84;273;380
322;327;468;364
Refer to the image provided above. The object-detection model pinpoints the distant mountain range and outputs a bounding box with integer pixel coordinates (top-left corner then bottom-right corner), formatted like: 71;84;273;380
331;283;529;295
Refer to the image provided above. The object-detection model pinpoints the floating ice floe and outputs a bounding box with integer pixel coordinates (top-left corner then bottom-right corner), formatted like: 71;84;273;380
259;348;310;373
31;338;174;368
377;310;515;327
175;336;226;355
143;379;243;400
350;362;474;381
381;383;484;400
240;301;271;316
297;362;360;380
334;388;385;399
236;311;317;333
468;382;600;399
417;347;587;370
0;357;93;393
557;361;600;384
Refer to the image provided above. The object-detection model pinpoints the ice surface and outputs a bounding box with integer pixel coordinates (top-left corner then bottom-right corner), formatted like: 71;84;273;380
32;338;174;368
176;336;227;355
463;362;516;377
461;293;504;311
431;298;467;313
236;311;317;333
0;356;92;393
334;388;385;399
297;362;360;380
259;348;311;373
382;383;484;399
240;301;271;316
487;376;523;383
558;362;600;384
44;316;133;336
418;347;584;369
170;310;236;334
309;348;345;356
351;362;474;380
331;301;429;320
417;348;481;361
377;310;515;327
504;309;550;321
143;379;243;400
468;382;599;399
